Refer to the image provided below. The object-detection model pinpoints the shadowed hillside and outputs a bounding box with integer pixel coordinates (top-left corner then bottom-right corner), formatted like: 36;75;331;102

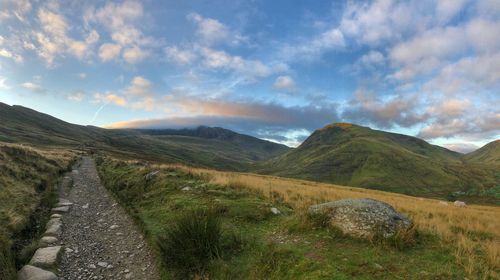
0;103;289;170
257;123;499;203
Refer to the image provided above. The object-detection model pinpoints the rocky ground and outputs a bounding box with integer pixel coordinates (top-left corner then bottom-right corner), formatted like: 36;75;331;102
58;156;160;280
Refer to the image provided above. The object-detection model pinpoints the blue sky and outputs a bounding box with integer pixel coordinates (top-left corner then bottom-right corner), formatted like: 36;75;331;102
0;0;499;152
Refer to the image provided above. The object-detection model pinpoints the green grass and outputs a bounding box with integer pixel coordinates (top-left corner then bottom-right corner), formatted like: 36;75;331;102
97;157;467;279
0;143;75;279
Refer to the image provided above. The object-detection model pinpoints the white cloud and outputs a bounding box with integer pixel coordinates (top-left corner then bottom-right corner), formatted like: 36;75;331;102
281;28;345;61
122;46;148;64
78;73;87;79
21;82;45;93
465;19;500;54
165;46;196;65
126;76;153;97
0;76;10;90
67;91;85;102
0;48;23;62
94;92;128;107
32;7;98;65
273;76;296;92
0;0;32;22
98;43;121;62
86;0;158;64
187;13;246;46
360;50;384;65
200;47;281;81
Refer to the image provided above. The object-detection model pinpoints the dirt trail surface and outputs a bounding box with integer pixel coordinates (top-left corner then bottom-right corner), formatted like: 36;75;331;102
58;156;160;280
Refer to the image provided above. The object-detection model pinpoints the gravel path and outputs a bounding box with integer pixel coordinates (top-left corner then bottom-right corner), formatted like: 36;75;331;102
58;156;160;280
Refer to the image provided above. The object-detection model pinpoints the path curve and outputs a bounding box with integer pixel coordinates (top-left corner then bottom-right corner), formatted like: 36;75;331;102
58;156;160;280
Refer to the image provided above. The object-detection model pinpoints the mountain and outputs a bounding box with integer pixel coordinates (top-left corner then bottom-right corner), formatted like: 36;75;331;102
465;140;500;165
0;103;289;170
257;123;499;201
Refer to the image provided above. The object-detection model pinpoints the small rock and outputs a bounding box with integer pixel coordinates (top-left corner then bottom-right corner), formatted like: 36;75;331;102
51;206;70;213
44;220;62;237
374;263;384;270
124;269;130;273
454;200;466;207
97;262;108;267
109;225;119;229
29;246;62;269
270;207;281;215
181;186;192;191
50;214;62;219
144;170;159;180
125;273;133;279
89;264;96;269
18;265;58;280
65;247;74;253
39;236;58;247
82;203;89;209
46;218;61;228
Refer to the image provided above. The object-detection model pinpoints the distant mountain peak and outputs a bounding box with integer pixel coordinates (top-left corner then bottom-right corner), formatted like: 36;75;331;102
319;122;356;131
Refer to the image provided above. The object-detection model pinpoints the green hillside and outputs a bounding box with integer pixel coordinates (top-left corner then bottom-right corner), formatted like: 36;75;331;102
465;140;500;165
257;123;499;202
0;103;288;170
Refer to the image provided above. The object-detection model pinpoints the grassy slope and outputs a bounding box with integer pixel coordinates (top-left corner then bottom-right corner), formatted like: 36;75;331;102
97;158;469;280
257;123;500;202
0;102;288;171
465;140;500;165
0;143;76;279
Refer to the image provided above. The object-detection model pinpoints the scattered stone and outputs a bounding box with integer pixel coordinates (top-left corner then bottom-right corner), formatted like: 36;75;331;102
454;201;466;207
374;263;384;270
109;225;119;230
65;248;74;253
50;214;62;219
29;246;62;269
309;198;412;238
39;236;58;247
97;262;108;268
125;273;133;279
144;171;159;181
270;207;281;215
181;186;192;191
52;206;70;213
82;203;89;209
18;265;58;280
89;264;96;269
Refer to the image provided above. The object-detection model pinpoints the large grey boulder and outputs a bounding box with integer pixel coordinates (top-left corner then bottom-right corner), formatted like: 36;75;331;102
29;246;62;269
309;198;412;238
18;265;58;280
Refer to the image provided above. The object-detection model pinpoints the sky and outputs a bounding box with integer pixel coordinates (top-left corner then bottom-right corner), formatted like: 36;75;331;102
0;0;499;152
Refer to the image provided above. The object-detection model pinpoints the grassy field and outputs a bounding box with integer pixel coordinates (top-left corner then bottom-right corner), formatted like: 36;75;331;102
96;157;500;279
176;164;500;279
0;143;76;280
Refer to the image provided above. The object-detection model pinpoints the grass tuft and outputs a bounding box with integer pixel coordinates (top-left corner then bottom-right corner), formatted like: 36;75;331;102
157;208;242;279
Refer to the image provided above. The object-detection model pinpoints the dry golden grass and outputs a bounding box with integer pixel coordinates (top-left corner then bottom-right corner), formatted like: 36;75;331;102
158;163;500;278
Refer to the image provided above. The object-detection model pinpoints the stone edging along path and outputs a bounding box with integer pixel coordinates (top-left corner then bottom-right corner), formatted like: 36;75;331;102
18;191;73;280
